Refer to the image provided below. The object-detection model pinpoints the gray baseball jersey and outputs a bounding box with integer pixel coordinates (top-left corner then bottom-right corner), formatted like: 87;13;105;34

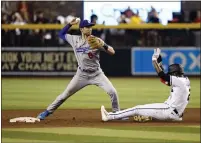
46;34;120;113
66;34;102;71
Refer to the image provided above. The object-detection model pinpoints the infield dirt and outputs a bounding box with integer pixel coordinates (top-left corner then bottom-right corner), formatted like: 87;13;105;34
2;108;200;128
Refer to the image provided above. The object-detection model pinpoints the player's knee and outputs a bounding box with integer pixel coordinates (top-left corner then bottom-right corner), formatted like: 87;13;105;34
66;90;73;96
64;87;75;96
107;88;118;96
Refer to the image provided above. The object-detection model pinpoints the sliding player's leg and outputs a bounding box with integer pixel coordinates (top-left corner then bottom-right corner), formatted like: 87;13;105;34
101;103;176;121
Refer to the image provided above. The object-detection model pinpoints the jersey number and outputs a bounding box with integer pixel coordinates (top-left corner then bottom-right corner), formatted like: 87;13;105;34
187;89;191;101
88;52;94;59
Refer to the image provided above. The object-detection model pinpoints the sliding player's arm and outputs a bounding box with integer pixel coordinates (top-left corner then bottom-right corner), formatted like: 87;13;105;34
152;48;171;86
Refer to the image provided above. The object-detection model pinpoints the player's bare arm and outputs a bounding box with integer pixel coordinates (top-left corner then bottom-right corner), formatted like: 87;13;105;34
99;38;115;55
152;48;170;86
103;44;115;55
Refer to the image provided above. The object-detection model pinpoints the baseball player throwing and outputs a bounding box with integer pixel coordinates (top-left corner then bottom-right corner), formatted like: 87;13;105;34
37;18;120;120
101;48;191;122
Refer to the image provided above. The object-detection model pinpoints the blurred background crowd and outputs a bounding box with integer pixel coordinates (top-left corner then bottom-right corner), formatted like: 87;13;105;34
1;1;201;48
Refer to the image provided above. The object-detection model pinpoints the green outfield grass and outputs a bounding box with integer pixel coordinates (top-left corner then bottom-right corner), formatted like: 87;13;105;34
2;126;200;143
2;77;200;110
2;77;200;143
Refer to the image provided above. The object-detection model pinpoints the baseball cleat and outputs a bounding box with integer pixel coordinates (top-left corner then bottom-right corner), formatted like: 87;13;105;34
101;105;109;122
37;110;51;120
133;115;152;122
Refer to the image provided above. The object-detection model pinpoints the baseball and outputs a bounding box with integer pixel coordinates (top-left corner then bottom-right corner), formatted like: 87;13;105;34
76;18;81;23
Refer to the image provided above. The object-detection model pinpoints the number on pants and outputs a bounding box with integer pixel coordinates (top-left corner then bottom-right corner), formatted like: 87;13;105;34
88;52;94;59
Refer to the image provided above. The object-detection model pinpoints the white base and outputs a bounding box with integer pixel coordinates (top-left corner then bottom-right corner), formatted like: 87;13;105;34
10;117;40;123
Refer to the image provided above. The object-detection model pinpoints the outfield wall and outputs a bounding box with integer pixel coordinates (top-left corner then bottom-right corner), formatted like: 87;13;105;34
1;47;200;77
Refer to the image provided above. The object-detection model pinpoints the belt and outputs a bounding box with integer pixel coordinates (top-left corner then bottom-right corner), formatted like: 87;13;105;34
79;67;98;73
173;109;183;118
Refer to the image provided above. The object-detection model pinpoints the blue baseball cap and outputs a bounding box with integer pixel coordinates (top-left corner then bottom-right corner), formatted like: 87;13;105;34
79;20;95;28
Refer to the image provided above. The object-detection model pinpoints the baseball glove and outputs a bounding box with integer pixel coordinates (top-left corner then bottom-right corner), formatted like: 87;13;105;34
87;35;104;49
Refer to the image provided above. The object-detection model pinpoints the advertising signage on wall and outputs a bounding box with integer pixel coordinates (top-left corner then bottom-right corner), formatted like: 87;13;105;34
2;48;77;76
2;47;200;76
131;47;200;75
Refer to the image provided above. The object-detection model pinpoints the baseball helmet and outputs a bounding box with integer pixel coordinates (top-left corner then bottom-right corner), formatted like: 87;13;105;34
167;64;184;76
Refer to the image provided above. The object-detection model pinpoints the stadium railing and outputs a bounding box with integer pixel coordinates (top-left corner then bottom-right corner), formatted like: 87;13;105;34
2;23;200;47
2;23;201;29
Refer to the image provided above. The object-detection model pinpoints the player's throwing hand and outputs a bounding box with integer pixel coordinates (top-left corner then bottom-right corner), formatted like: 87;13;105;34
69;17;80;25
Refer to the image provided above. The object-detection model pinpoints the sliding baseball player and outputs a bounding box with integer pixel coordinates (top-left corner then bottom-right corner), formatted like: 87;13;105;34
101;48;190;122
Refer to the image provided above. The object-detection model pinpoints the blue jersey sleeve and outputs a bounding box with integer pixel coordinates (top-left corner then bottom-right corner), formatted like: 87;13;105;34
58;24;72;41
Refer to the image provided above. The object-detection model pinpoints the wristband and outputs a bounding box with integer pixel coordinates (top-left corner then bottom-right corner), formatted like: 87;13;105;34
103;43;109;51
